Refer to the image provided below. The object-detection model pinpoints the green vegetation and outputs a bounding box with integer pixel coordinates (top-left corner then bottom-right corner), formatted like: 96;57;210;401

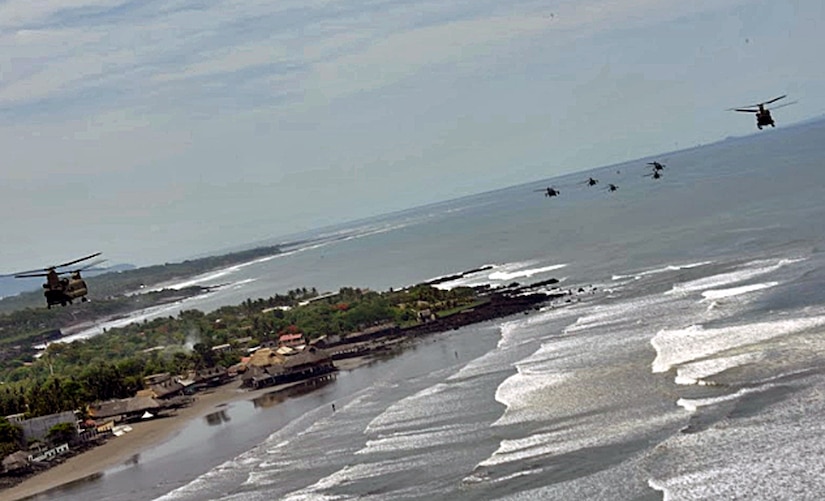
46;422;76;446
0;245;290;370
0;284;480;424
0;417;23;458
0;287;206;367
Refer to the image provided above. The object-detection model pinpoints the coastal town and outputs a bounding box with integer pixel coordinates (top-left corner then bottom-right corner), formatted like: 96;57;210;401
0;270;590;493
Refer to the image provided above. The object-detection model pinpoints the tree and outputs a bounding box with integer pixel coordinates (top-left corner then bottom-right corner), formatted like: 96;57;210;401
0;417;23;458
192;343;215;369
46;422;76;446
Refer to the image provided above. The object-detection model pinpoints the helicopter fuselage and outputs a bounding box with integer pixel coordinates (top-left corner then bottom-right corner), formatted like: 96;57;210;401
756;107;775;129
43;276;89;308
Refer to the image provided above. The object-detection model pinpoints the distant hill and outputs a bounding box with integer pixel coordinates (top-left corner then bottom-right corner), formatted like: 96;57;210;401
0;245;282;313
0;276;42;299
0;263;137;300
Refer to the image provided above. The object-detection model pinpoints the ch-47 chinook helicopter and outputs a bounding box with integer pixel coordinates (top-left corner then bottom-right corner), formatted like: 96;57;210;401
730;95;796;130
12;253;104;308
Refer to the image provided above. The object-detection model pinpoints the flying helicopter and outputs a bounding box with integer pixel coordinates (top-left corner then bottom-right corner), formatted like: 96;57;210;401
647;161;666;172
730;95;796;130
535;187;560;198
12;253;104;308
583;177;599;187
606;183;619;192
645;170;663;180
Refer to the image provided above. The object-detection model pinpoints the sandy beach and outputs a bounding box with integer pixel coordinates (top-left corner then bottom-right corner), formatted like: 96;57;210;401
1;356;370;501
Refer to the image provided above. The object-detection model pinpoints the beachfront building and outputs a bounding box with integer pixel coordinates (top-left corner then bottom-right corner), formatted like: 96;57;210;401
178;366;233;394
278;333;306;349
139;373;185;400
241;345;336;389
88;396;162;423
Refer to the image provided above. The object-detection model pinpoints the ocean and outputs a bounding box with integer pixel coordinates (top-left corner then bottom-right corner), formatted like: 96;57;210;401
45;118;825;500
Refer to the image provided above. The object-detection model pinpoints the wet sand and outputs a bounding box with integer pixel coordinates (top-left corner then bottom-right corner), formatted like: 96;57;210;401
2;357;369;501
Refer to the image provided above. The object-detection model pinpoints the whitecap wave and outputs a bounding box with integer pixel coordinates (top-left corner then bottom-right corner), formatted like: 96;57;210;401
674;353;764;385
667;258;803;296
700;281;778;300
651;313;825;374
488;263;568;281
612;260;713;281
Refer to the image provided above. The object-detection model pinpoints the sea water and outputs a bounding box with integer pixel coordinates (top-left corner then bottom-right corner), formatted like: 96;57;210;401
48;119;825;500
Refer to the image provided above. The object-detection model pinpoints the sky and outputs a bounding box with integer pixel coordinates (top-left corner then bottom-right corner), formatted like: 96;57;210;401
1;0;824;271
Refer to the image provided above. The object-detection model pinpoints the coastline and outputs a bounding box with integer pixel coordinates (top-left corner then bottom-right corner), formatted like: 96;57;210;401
2;288;564;501
1;357;369;501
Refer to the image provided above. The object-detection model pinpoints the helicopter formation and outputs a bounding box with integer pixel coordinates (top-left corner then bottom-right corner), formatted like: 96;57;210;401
6;253;104;308
536;160;666;199
3;96;795;307
536;93;795;200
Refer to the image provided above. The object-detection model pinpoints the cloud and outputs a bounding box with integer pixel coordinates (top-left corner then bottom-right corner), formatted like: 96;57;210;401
307;14;554;103
2;0;819;271
0;0;752;117
0;0;131;28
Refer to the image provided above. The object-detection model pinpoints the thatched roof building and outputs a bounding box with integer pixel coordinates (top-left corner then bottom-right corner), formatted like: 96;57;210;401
88;396;161;421
247;347;284;367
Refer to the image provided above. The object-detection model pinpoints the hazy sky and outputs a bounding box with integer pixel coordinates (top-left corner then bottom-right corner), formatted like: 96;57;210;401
1;0;823;270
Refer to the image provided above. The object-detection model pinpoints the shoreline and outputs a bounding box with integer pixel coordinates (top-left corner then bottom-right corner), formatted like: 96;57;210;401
1;356;370;501
2;288;566;500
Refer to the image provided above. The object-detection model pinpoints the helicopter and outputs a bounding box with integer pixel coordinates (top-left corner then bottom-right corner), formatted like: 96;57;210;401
535;187;560;198
647;161;666;172
730;95;796;130
606;183;619;192
645;170;663;180
583;177;599;187
12;253;104;308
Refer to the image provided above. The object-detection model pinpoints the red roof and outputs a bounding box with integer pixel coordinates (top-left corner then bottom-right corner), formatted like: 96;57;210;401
279;333;304;342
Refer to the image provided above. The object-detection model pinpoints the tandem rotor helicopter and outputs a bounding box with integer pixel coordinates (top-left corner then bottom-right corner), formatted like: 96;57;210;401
730;95;796;130
10;253;104;308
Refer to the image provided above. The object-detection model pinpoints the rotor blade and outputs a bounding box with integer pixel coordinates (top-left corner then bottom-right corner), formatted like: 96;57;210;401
14;272;50;278
71;259;108;273
770;100;797;110
731;108;758;113
764;94;787;105
5;266;47;277
55;252;102;269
